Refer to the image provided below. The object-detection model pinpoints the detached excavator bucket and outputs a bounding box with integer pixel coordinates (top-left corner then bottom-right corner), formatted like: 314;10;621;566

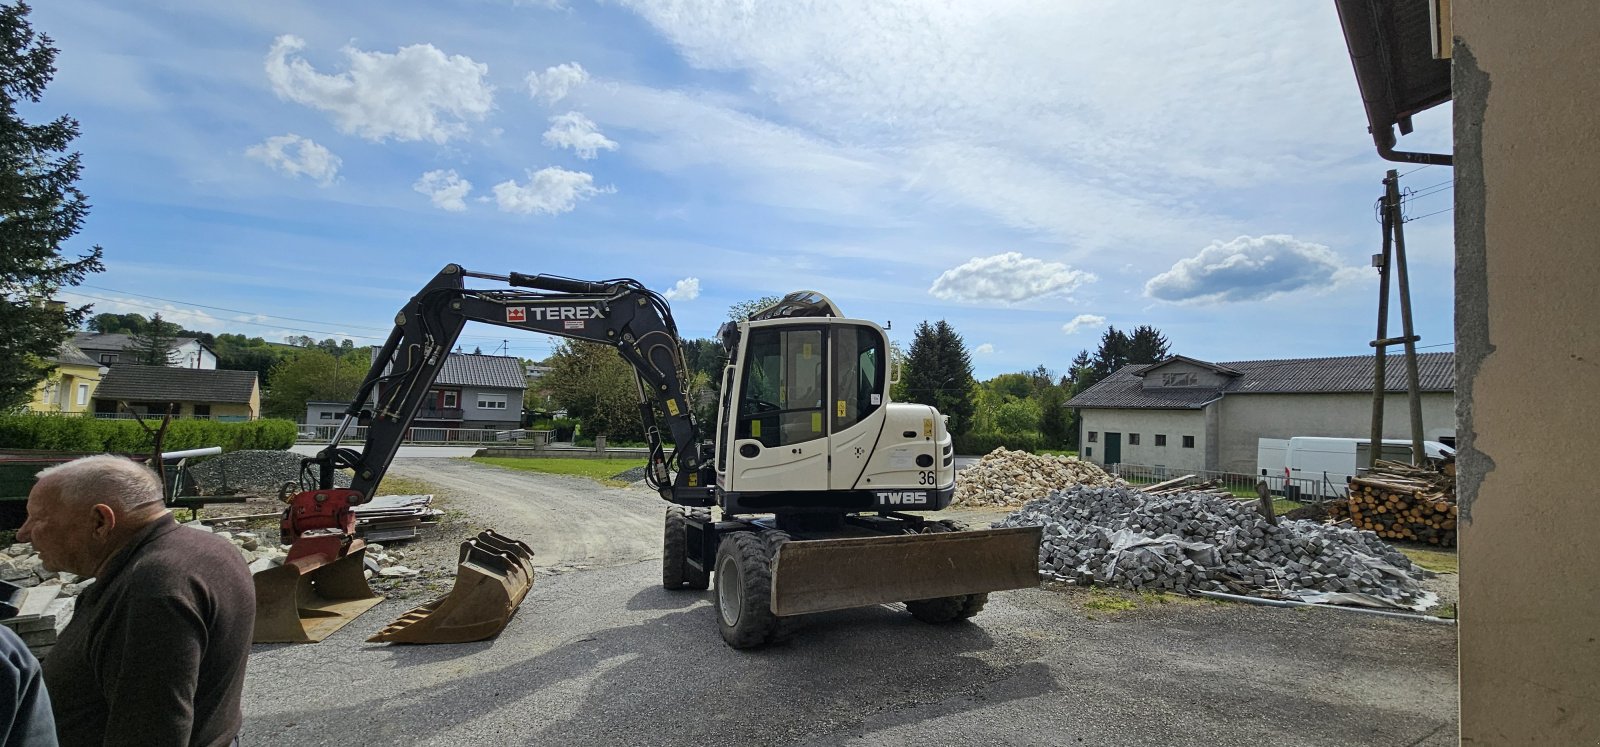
368;530;536;644
768;526;1043;617
253;545;384;643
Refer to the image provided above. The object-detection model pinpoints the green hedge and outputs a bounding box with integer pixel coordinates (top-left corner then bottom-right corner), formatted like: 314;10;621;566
953;431;1044;455
0;415;297;453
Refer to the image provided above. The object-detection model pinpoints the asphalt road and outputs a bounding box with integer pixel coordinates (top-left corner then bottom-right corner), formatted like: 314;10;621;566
242;460;1458;747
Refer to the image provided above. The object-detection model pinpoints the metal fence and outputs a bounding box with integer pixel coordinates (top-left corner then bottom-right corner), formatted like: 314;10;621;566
1110;463;1348;502
294;425;551;445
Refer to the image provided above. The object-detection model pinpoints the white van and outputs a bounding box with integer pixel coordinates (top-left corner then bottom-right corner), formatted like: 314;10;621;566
1256;437;1455;499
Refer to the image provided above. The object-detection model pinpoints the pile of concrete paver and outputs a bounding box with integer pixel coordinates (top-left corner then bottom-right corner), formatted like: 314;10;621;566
954;448;1119;507
996;484;1439;610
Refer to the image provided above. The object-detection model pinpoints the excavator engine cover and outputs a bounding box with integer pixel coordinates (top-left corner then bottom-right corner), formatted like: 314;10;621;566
368;530;536;644
768;526;1042;617
253;543;383;644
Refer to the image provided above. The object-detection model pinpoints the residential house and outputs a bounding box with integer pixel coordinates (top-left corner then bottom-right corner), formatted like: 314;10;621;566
372;352;525;430
304;401;348;424
73;332;217;369
92;365;260;421
28;342;108;414
1067;353;1455;474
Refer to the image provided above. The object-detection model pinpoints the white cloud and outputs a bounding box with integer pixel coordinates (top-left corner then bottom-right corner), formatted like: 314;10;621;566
525;62;588;104
1144;234;1365;305
265;34;493;144
929;252;1095;304
663;277;700;301
542;112;618;159
1062;314;1106;335
974;343;994;355
413;169;473;212
492;167;613;215
245;134;341;185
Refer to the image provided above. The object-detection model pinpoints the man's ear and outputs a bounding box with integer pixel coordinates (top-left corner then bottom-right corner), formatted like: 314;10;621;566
91;503;117;537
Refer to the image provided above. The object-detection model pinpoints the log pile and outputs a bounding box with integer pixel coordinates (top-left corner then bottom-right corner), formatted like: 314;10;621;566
1140;474;1234;500
1335;460;1457;546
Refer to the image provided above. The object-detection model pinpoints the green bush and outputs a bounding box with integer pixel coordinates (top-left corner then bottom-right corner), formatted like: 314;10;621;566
953;431;1043;455
0;415;297;453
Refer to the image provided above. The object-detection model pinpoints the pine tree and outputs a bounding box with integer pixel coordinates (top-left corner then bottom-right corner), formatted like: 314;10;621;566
902;320;977;435
0;3;104;408
1090;326;1130;383
1126;325;1171;364
127;312;180;365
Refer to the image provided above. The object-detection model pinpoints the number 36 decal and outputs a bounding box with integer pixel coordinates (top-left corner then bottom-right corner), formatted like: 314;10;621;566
917;470;936;485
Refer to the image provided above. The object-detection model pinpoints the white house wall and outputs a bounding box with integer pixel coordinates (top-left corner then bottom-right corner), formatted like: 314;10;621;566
1079;409;1208;471
1212;392;1456;474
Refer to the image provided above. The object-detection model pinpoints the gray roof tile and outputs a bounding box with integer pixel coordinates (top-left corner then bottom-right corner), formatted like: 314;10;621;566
374;351;526;390
1068;352;1454;409
94;365;258;404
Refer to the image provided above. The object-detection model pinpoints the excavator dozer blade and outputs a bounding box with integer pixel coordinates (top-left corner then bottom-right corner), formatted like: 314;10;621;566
769;525;1043;617
367;530;536;644
253;546;384;644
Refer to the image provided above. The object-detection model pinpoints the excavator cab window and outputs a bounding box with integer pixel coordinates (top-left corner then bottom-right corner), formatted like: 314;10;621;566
831;325;884;432
736;327;826;448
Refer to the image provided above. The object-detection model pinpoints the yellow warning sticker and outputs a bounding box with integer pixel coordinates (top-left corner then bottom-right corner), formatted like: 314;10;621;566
812;412;823;432
923;418;933;438
837;400;847;418
687;473;699;486
751;421;761;437
666;398;680;416
803;342;813;358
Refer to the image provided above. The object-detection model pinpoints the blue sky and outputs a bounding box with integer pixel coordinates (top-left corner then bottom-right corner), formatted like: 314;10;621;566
30;0;1456;378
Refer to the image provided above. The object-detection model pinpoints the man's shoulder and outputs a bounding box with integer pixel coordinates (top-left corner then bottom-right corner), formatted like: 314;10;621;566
131;523;251;582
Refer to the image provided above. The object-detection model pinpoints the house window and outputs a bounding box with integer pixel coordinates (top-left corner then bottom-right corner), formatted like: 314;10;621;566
320;411;337;419
1128;433;1140;446
193;404;210;418
1088;431;1098;443
1084;446;1092;457
442;391;459;408
1182;435;1195;448
76;384;89;406
1155;434;1167;446
478;394;507;409
99;353;117;364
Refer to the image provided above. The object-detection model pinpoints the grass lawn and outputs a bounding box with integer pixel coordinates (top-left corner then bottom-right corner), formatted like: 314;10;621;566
472;457;649;486
1397;545;1459;574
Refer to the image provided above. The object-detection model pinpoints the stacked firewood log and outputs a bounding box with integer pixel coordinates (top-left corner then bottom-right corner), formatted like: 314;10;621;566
1334;459;1457;546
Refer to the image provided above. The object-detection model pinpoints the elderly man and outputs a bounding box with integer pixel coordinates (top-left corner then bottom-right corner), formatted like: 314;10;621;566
19;455;253;747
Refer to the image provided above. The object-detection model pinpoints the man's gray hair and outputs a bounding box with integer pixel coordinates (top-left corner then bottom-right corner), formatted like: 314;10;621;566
35;455;165;511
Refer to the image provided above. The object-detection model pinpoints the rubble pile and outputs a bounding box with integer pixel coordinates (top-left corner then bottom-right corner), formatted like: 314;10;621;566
996;484;1438;610
954;448;1119;507
186;449;351;496
0;522;422;658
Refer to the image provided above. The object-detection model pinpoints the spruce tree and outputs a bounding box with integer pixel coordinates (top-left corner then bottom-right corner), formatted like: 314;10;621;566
127;312;180;365
1126;324;1171;364
0;2;104;408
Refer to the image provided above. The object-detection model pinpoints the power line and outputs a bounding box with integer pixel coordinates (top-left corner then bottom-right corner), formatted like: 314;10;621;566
1397;164;1432;179
1405;206;1455;222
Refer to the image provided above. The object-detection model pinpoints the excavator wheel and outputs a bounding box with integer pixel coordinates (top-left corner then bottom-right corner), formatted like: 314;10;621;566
904;520;989;624
714;529;786;649
662;506;709;591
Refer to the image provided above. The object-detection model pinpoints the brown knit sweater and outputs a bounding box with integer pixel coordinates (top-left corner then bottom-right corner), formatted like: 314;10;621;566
43;514;254;747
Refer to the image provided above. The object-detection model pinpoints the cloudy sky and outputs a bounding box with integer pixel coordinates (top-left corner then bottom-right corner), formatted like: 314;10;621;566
30;0;1455;377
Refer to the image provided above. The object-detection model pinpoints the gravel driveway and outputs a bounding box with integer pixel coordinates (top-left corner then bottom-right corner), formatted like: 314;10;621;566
242;458;1457;746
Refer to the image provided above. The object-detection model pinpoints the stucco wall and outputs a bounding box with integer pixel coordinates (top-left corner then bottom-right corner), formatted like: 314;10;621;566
461;385;521;428
1078;409;1207;471
1455;3;1600;743
29;364;103;414
1137;361;1231;391
1212;392;1455;473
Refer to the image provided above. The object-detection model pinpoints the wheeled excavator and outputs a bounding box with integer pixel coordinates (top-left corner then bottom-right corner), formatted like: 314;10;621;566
255;264;1041;648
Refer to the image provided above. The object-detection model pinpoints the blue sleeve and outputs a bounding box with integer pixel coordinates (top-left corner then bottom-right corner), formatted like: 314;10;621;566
0;625;58;747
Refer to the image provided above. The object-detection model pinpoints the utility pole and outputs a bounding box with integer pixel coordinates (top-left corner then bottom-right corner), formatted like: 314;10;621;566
1369;170;1428;467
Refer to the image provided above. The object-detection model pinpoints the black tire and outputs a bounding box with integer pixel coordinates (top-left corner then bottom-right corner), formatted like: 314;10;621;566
714;530;781;649
663;507;689;590
905;520;989;624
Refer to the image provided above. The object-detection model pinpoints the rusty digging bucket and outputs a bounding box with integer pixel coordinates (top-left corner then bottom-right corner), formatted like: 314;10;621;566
368;530;536;644
253;542;384;644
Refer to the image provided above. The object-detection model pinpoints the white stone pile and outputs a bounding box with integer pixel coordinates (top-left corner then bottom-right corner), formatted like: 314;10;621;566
954;448;1120;507
184;523;419;579
1;543;91;658
996;484;1438;610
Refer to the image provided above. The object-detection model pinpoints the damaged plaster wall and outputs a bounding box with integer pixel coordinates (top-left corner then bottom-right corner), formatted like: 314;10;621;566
1455;2;1600;744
